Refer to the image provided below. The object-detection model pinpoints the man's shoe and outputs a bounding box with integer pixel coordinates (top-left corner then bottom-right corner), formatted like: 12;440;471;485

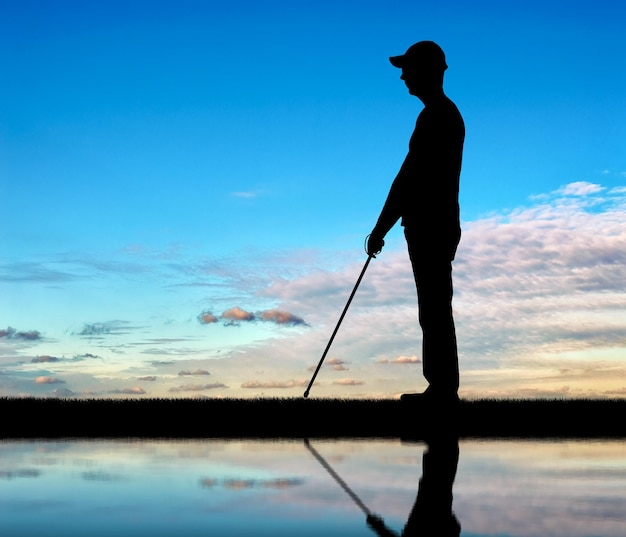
401;390;460;406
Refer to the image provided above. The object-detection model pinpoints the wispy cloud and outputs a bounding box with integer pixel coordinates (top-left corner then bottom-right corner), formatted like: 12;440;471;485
109;387;146;395
332;378;364;386
0;469;41;479
74;353;100;360
31;355;60;363
378;356;420;364
241;379;307;389
75;321;140;337
169;383;227;392
2;181;624;399
0;262;79;283
178;369;210;376
557;181;603;196
51;387;75;397
0;327;42;341
305;357;350;372
200;476;305;490
243;181;626;397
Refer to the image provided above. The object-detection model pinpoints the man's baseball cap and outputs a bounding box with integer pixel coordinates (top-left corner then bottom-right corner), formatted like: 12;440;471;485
389;41;448;71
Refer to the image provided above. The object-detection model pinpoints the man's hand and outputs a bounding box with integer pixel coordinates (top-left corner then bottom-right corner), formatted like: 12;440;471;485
367;233;385;257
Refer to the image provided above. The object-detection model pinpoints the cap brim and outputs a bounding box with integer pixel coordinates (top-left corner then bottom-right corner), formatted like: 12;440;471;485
389;55;404;68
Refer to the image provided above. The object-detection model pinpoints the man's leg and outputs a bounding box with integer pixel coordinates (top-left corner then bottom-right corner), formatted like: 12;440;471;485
402;436;461;536
406;235;459;399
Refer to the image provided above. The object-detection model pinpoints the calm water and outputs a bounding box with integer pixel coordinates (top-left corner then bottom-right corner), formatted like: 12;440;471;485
1;438;625;536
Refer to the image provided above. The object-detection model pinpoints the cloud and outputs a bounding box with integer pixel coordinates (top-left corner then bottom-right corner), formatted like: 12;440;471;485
222;306;256;325
241;379;307;389
258;309;308;326
178;369;210;376
138;376;157;381
109;387;146;395
197;311;218;324
452;187;626;361
51;387;75;397
0;469;41;480
308;357;349;371
168;383;227;392
31;355;61;363
0;328;13;338
4;180;625;399
76;323;111;336
200;477;304;490
557;181;603;196
167;181;626;398
82;470;123;482
378;355;420;364
0;327;42;340
0;262;78;283
74;353;100;360
34;376;65;385
603;387;626;396
198;307;307;328
332;379;364;386
75;321;138;337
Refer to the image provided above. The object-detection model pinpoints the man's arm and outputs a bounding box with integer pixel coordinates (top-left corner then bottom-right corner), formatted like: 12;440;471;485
367;152;415;256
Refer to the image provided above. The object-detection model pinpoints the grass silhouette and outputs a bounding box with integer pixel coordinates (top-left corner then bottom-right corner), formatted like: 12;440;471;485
2;397;625;439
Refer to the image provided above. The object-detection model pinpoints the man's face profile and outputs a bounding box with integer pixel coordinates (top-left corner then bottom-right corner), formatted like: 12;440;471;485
400;66;421;96
400;63;442;99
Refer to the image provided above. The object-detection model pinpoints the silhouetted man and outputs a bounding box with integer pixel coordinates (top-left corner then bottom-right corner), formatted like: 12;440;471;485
367;41;464;405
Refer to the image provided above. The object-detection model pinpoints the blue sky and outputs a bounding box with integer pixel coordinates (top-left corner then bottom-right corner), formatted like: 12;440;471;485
1;0;625;398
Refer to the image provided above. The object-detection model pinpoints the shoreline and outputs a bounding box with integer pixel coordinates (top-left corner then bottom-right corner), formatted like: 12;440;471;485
3;397;625;440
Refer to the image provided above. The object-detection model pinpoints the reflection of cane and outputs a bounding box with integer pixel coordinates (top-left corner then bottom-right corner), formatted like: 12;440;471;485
303;255;373;398
305;439;398;537
304;438;373;516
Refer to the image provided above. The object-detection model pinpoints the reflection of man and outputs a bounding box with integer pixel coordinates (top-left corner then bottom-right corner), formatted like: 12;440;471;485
366;437;461;537
367;41;464;405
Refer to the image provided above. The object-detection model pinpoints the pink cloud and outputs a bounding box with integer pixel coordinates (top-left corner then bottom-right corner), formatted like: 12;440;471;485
378;355;420;364
222;307;255;324
258;309;308;326
34;376;64;384
198;311;218;324
332;379;364;386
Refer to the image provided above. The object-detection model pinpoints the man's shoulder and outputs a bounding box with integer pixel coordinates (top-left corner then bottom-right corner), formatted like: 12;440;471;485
415;98;464;135
436;96;463;119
